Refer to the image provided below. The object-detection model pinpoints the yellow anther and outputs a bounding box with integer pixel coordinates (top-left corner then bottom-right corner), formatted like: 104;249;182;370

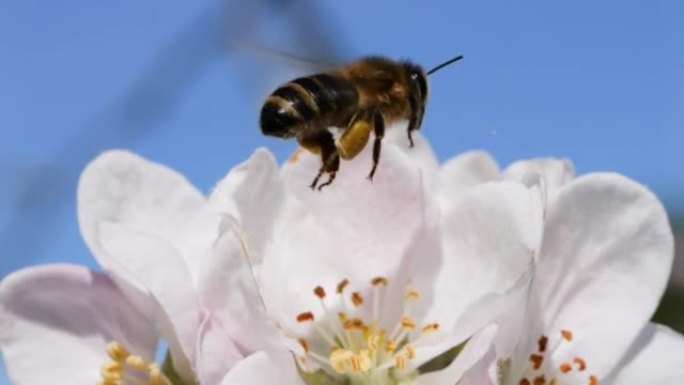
401;316;416;330
106;341;130;362
330;349;355;373
367;334;380;350
404;344;416;359
405;290;419;300
386;340;397;353
421;322;440;333
338;312;348;322
125;355;147;371
100;361;122;380
395;355;406;370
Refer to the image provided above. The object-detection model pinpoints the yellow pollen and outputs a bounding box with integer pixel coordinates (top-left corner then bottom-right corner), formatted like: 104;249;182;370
329;349;371;374
99;341;170;385
125;355;147;371
395;355;406;370
338;312;348;322
106;341;130;362
405;290;419;300
351;292;364;307
314;286;326;299
404;344;416;359
367;334;380;350
336;279;349;294
371;277;388;287
386;340;397;353
421;322;440;333
401;316;416;330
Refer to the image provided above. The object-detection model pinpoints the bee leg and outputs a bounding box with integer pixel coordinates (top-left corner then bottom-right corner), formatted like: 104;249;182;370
367;110;385;181
298;129;340;190
406;92;424;148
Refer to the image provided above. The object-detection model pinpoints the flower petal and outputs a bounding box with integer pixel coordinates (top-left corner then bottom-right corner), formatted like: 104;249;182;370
78;149;219;286
195;309;244;385
265;142;439;330
220;350;304;385
530;173;674;377
503;158;574;196
208;148;285;265
98;222;199;384
439;150;500;196
429;181;543;332
416;325;497;385
603;323;684;385
0;264;157;385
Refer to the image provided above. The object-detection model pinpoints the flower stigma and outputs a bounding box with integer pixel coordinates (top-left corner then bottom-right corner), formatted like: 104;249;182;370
97;341;170;385
294;277;440;385
514;329;598;385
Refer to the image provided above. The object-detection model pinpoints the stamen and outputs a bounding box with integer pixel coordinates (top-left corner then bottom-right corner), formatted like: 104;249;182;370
529;354;544;370
395;355;406;370
559;363;572;373
405;290;419;300
560;330;573;341
404;344;416;359
533;375;546;385
106;341;130;362
298;338;309;353
421;322;440;333
537;336;548;353
351;292;364;307
401;316;416;330
371;277;388;287
125;355;146;371
573;357;586;371
589;375;599;385
297;312;315;322
99;341;170;385
314;286;326;299
336;279;349;294
520;379;531;385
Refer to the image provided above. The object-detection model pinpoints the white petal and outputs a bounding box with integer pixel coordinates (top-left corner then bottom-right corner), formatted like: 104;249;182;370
197;220;290;354
530;173;674;377
220;350;304;385
0;264;157;385
98;222;199;384
604;323;684;384
264;143;439;330
208;148;285;265
439;151;500;203
503;158;574;196
429;181;543;333
78;149;219;286
416;325;497;385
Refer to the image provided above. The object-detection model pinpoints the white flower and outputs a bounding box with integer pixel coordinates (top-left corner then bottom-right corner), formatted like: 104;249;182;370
76;130;545;385
0;264;161;385
439;152;684;384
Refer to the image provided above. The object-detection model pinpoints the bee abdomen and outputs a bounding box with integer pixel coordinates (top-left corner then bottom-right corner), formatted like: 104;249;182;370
260;74;358;138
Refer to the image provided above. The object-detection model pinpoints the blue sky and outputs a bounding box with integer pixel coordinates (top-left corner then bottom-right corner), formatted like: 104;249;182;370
1;1;682;383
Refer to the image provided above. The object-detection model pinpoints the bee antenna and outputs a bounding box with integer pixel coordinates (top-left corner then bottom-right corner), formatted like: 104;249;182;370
427;55;464;76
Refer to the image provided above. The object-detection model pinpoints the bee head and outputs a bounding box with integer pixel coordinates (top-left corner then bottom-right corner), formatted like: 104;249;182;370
403;62;429;105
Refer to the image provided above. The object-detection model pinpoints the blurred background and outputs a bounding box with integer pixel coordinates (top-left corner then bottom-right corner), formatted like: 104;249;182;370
1;0;682;383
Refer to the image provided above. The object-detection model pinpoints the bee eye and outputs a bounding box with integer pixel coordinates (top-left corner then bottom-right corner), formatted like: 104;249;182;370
410;72;419;81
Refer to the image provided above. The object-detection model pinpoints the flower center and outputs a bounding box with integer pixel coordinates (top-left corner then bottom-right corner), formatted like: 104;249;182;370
294;277;439;384
516;329;598;385
98;341;170;385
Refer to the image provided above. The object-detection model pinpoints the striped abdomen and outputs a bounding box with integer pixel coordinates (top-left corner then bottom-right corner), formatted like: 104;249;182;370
260;74;359;138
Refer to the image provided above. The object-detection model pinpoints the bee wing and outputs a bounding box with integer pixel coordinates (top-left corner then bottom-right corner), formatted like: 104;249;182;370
227;39;340;73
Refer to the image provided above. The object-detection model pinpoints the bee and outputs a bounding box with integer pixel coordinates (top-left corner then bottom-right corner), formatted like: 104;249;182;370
260;55;463;190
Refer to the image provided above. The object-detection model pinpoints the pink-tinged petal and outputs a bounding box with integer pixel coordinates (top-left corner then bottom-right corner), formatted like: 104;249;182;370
384;125;440;177
209;148;285;265
503;158;574;197
195;309;244;385
530;173;673;377
98;222;199;384
220;350;304;385
197;220;291;354
428;181;543;332
603;323;684;385
416;325;497;385
266;143;439;330
0;264;157;385
78;149;219;286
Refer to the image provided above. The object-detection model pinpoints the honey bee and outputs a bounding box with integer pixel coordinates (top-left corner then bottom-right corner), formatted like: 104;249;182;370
260;55;463;190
